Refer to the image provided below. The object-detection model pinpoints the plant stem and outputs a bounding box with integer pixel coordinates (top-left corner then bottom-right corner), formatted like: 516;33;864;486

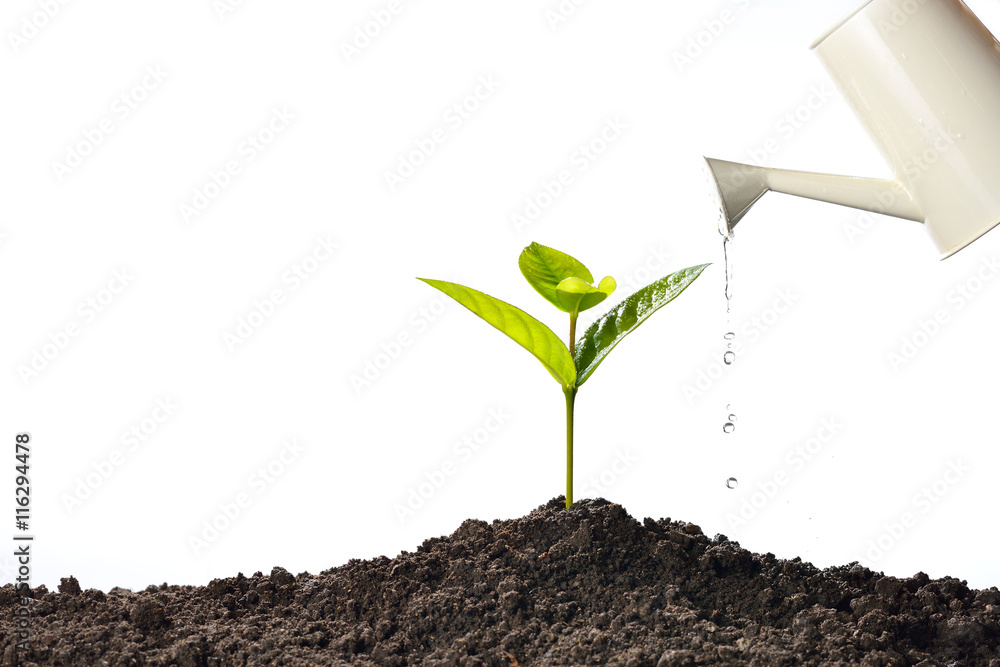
569;314;577;355
564;385;577;510
565;312;579;510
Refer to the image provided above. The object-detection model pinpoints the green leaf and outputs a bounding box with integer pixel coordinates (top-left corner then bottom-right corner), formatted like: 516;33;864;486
555;275;617;315
518;242;594;312
573;264;710;386
418;278;576;387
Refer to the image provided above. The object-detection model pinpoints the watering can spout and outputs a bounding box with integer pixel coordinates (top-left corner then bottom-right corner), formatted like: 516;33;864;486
705;0;1000;258
704;157;924;237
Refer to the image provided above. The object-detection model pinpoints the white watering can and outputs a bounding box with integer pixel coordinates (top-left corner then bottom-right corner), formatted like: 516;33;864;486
705;0;1000;258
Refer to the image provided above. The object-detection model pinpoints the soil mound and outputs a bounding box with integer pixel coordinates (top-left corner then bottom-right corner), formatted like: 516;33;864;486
2;497;998;665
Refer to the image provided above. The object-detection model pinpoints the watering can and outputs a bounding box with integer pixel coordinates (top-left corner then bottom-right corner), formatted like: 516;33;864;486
705;0;1000;258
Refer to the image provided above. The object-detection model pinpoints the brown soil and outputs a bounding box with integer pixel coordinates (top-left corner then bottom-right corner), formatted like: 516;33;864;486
2;497;998;666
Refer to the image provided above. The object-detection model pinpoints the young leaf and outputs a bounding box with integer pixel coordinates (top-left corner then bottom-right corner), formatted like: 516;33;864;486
418;278;577;387
573;264;710;386
555;275;617;315
518;242;594;312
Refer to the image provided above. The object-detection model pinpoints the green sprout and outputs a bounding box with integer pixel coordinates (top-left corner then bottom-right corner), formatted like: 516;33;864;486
419;242;709;509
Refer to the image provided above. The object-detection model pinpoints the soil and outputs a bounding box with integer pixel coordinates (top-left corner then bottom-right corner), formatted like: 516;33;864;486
2;497;999;666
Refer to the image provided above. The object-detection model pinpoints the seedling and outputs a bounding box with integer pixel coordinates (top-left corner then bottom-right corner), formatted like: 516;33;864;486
419;242;708;509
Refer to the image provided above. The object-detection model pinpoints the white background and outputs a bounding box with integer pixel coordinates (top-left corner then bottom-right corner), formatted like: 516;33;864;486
3;0;999;593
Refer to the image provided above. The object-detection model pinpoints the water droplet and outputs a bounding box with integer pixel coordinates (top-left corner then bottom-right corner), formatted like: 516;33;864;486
723;422;735;434
726;477;738;489
724;332;735;340
728;414;737;422
723;351;735;365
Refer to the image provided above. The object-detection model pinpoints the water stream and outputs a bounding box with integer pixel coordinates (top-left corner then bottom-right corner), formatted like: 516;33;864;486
723;232;734;317
722;231;738;488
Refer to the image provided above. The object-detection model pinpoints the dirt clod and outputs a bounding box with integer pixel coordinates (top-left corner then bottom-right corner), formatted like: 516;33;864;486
56;577;80;597
2;497;998;665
